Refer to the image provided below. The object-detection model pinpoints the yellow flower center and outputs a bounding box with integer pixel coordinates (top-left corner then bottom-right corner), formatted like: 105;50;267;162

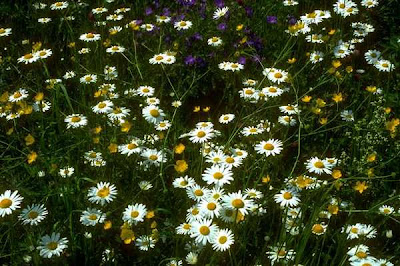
312;224;324;234
263;143;274;150
283;192;292;200
339;3;345;8
89;214;98;220
351;227;358;234
307;12;316;18
245;89;253;95
183;223;191;230
314;161;324;168
14;92;22;98
24;53;33;59
55;2;63;7
130;211;139;218
232;199;244;208
180;180;188;186
213;172;223;180
0;198;12;208
155;55;164;61
212;37;219;42
207;202;217;210
197;131;206;138
28;211;39;219
98;103;106;109
39;51;47;56
194;189;203;197
356;251;367;259
269;87;277;93
382;63;388;68
192;208;199;215
150;109;160;117
286;106;294;110
127;143;137;150
97;187;110;198
274;73;283;79
226;157;235;163
47;242;58;250
231;64;238;69
278;250;287;256
70;116;81;123
179;21;187;27
0;28;5;34
199;226;210;235
219;236;228;244
86;33;94;38
149;155;158;161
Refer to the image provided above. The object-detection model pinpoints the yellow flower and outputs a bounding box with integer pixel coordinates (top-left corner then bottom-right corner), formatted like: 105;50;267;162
328;204;339;214
316;98;326;108
108;143;118;153
120;223;135;244
193;106;201;112
365;85;377;93
236;24;244;31
174;160;188;173
354;181;368;194
328;29;336;35
27;151;37;164
146;211;155;219
384;107;392;114
385;118;400;133
104;220;112;230
367;153;376;162
301;95;312;103
262;175;271;183
203;107;210;112
367;168;374;177
25;134;35;146
345;66;353;73
151;221;157;229
34;92;44;101
32;42;42;52
328;67;336;74
319;117;328;125
240;36;247;44
331;169;342;179
67;42;75;48
288;58;297;64
332;93;343;103
0;92;8;102
311;107;321;115
121;121;132;132
332;60;341;68
174;143;185;154
103;39;111;47
93;137;100;144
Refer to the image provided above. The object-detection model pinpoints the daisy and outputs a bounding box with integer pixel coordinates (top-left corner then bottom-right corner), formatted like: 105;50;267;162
141;23;155;32
244;188;263;200
107;107;130;121
263;86;284;97
149;53;168;64
17;52;40;64
92;7;108;14
187;185;211;202
80;208;106;226
9;88;29;102
186;206;203;222
190;218;219;245
213;7;229;19
210;187;225;201
196;121;214;129
38;18;52;23
87;182;117;205
279;104;298;115
222;191;254;216
375;59;395;72
264;68;289;84
122;203;147;225
137;85;155;97
344;223;364;240
347;244;370;261
155;120;171;131
166;260;183;266
205;149;226;165
278;115;297;126
202;165;233;187
312;223;327;235
106;45;126;54
78;48;91;54
241;126;264;136
109;26;122;35
136;235;156;251
186;252;198;265
64;114;88;129
219;114;235;124
310;51;324;63
274;189;301;207
207;37;223;46
305;157;333;175
239;87;256;100
79;33;101;42
146;97;160;105
106;14;123;21
174;20;192;31
361;0;379;8
254;139;283;157
19;204;48;225
0;190;23;217
35;49;53;59
0;28;12;37
92;100;114;114
58;167;74;178
266;245;295;264
212;228;234;252
50;2;69;10
156;15;171;23
80;74;97;84
138;181;153;190
243;79;257;86
118;139;142;156
173;176;196;189
222;155;242;168
226;62;244;72
232;148;248;159
37;233;68;258
142;105;165;124
176;222;192;235
189;128;215;144
341;110;354;122
199;199;221;218
379;205;394;215
141;148;167;167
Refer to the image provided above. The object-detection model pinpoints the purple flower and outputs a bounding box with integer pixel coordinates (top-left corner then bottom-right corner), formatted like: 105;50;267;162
214;0;225;8
267;16;278;24
238;56;246;65
162;8;171;16
217;23;227;31
177;0;196;6
288;15;297;25
192;32;203;41
185;55;196;66
244;6;253;17
145;7;153;16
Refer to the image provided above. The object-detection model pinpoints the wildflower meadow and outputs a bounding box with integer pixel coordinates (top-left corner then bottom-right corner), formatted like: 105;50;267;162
1;0;400;265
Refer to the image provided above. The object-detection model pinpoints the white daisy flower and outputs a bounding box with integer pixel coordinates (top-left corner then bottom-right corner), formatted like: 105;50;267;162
0;190;23;217
190;218;219;245
80;208;106;226
142;105;165;124
79;32;101;42
37;233;68;258
221;191;254;216
87;182;117;205
274;189;301;207
122;203;147;225
64;114;88;129
174;20;192;31
254;139;283;157
219;114;235;124
212;228;234;251
18;204;48;225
